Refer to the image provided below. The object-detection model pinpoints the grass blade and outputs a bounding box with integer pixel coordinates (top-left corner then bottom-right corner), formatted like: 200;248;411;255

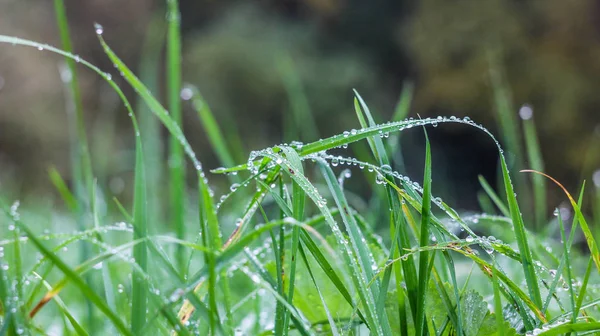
166;0;187;277
500;157;542;309
520;105;547;229
186;84;237;170
478;175;510;217
415;129;432;336
131;119;148;333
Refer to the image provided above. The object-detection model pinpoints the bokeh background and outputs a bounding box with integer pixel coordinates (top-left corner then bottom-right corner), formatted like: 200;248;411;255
1;0;600;215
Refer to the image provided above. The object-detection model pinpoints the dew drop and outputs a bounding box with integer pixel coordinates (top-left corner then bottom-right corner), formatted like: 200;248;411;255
593;169;600;188
180;87;193;101
519;104;533;120
94;23;104;35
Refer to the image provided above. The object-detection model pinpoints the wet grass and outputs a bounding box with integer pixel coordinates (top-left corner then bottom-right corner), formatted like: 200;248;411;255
1;3;600;336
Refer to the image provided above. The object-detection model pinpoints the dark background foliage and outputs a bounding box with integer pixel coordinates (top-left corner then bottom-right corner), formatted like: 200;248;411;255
1;0;599;212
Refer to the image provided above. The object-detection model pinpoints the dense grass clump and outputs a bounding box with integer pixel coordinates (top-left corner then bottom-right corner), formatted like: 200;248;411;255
1;2;600;336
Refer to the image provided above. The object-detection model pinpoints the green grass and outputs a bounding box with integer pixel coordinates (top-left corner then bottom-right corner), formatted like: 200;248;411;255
1;4;600;336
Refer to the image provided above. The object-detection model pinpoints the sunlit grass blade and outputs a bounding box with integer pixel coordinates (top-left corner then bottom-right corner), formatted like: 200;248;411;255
522;170;600;273
165;0;186;278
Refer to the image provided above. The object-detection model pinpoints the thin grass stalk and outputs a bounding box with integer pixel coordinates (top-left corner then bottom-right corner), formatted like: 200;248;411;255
137;14;165;236
415;130;432;336
52;0;97;329
166;0;187;277
521;106;547;229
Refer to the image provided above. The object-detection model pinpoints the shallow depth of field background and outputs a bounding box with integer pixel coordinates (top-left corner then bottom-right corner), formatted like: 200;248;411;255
1;0;599;217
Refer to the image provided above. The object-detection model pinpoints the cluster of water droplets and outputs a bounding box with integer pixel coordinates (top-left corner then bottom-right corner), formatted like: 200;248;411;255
525;316;577;336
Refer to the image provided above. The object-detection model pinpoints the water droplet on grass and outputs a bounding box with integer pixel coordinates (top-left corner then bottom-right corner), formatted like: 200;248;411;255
593;169;600;188
519;104;533;120
94;23;104;35
180;87;193;100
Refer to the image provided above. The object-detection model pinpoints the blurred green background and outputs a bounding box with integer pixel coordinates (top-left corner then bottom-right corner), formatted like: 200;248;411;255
1;0;599;213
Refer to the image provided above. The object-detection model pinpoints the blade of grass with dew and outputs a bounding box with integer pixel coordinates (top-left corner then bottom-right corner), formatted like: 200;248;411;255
536;322;600;336
558;212;576;324
380;241;547;323
574;257;594;322
243;248;313;335
91;181;116;312
353;90;419;325
523;171;600;273
166;0;186;278
500;157;543;310
521;106;547;229
8;221;131;335
259;160;367;328
214;117;507;175
95;35;224;328
240;150;382;333
0;237;17;334
35;274;89;336
253;196;363;324
258;203;286;335
318;160;392;335
542;187;585;314
29;239;142;318
280;147;306;335
0;32;213;332
415;129;432;336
